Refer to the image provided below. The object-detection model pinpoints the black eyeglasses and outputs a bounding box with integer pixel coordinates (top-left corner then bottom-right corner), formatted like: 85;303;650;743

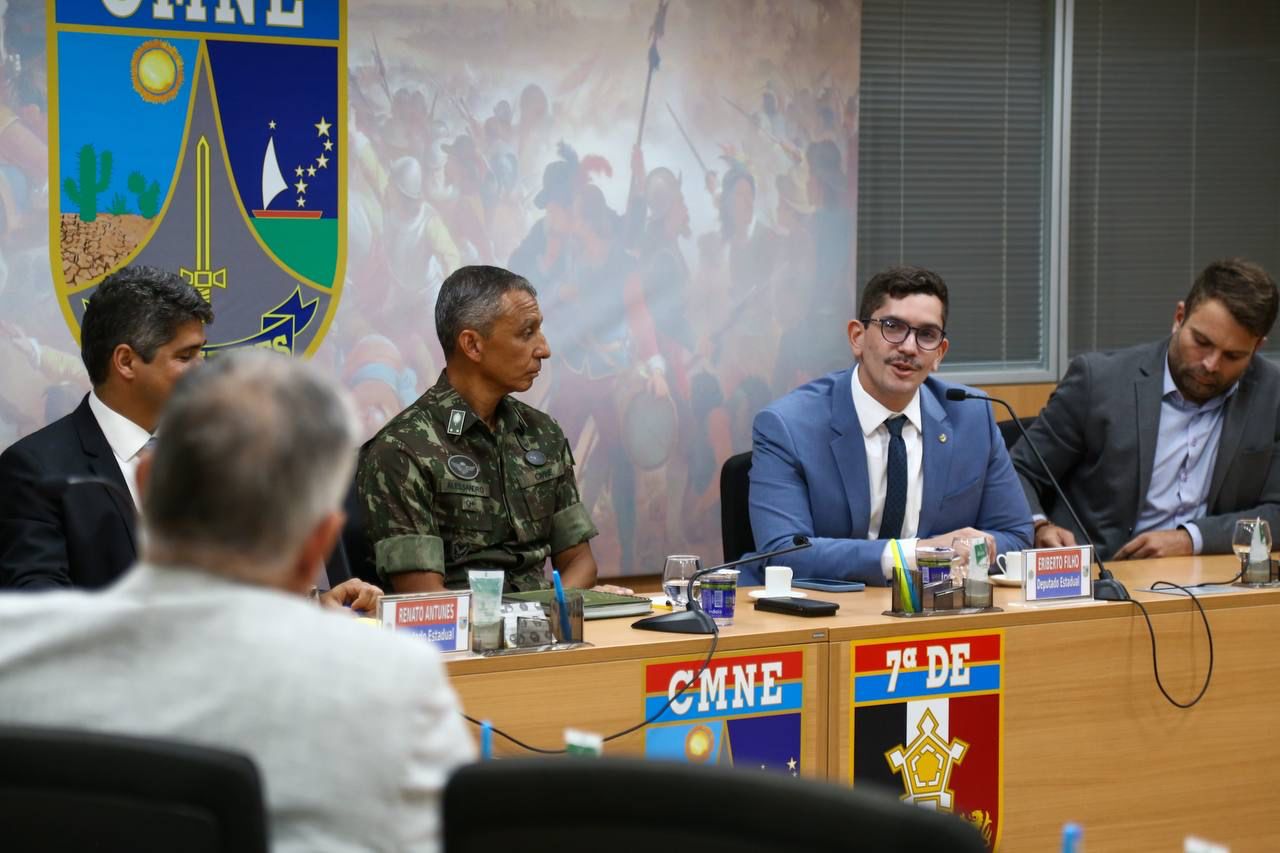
865;317;947;351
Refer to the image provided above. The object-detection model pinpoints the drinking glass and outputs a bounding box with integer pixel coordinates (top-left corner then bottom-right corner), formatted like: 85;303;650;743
662;555;701;609
1233;518;1272;582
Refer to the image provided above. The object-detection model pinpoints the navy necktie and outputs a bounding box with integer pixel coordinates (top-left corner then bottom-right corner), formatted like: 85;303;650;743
880;415;907;540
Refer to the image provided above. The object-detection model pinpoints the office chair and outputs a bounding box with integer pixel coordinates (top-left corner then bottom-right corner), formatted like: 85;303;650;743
444;757;987;853
996;416;1037;452
720;451;755;562
341;439;387;591
0;725;269;853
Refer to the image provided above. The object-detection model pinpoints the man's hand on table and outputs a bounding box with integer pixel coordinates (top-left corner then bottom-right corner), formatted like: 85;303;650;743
319;579;383;613
592;584;634;595
1034;521;1077;549
919;527;996;562
1112;528;1193;561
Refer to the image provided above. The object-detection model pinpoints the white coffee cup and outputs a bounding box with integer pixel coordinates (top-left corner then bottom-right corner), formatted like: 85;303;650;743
764;565;794;596
996;551;1025;581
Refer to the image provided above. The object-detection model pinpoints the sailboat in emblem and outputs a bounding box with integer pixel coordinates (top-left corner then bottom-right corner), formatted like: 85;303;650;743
252;135;321;219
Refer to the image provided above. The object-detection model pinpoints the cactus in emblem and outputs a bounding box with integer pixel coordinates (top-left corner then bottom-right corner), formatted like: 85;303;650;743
128;171;162;219
63;144;113;222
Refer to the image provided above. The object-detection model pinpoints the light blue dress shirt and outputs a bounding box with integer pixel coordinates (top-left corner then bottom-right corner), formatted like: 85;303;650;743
1134;361;1237;552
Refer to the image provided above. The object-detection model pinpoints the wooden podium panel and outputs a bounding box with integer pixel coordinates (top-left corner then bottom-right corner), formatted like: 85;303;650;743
440;557;1280;850
448;607;830;777
826;556;1280;852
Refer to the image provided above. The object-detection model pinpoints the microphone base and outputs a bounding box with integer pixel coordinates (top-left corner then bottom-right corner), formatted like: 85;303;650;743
632;608;717;634
1092;577;1130;601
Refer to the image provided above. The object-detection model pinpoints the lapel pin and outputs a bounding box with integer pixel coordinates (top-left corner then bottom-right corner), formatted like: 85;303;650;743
938;433;948;443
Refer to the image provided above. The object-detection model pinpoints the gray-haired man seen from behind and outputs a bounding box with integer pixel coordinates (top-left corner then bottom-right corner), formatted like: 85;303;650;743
0;350;475;852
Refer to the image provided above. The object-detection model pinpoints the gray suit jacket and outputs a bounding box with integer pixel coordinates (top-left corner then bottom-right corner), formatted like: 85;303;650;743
1011;339;1280;559
0;564;475;852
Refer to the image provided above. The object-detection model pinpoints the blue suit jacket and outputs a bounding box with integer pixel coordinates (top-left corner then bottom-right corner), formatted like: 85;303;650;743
744;368;1032;584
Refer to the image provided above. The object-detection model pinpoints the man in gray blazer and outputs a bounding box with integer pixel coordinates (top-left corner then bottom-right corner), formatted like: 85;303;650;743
0;351;474;852
1012;258;1280;561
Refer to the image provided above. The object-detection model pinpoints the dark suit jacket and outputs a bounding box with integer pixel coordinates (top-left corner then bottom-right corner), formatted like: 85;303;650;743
0;395;353;590
1011;340;1280;559
746;368;1033;584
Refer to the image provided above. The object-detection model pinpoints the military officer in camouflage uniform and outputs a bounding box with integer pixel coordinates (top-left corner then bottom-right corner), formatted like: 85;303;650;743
358;264;600;592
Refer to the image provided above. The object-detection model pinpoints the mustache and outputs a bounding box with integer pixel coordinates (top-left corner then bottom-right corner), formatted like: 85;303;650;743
886;356;922;370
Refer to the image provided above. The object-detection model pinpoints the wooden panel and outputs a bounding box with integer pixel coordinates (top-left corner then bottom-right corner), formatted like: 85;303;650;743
825;556;1280;852
973;381;1055;420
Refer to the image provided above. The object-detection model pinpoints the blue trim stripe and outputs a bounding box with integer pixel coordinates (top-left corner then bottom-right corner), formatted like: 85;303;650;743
854;662;1000;703
646;681;803;724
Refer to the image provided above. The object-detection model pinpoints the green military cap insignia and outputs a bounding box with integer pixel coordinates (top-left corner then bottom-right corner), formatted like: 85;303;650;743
447;454;480;480
447;409;467;435
524;449;547;466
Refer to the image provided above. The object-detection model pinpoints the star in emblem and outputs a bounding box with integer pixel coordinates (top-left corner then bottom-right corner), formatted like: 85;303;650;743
787;757;797;771
268;119;276;129
294;165;304;177
296;196;306;208
307;165;317;177
314;115;332;137
315;153;329;169
294;179;308;194
323;139;334;151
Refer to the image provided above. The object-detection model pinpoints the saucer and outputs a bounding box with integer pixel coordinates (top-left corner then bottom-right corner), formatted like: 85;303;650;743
991;575;1023;587
748;589;808;599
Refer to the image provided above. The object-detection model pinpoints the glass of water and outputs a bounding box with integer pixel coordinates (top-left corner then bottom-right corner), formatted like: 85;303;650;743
1233;518;1272;583
662;555;701;609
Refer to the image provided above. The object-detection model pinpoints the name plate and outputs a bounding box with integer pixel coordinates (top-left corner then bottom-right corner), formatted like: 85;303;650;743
378;591;471;653
1023;546;1092;602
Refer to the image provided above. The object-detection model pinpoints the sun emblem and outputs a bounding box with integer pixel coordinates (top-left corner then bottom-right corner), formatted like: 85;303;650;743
684;724;715;762
885;709;968;810
131;39;183;104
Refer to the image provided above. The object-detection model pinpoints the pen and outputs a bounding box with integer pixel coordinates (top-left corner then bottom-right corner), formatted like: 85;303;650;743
552;569;572;642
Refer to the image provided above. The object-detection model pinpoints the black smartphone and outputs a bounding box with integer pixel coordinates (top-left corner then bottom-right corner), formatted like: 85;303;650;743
754;596;839;617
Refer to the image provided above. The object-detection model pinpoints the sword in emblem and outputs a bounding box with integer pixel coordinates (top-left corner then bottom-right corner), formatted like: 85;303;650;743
180;136;227;302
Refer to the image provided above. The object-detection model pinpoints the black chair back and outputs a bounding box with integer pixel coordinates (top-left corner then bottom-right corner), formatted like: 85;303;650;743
0;725;269;853
997;416;1037;451
444;757;988;853
341;439;387;591
719;451;756;562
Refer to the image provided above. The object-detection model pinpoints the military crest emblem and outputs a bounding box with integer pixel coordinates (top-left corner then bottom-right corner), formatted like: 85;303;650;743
850;631;1003;850
48;0;346;355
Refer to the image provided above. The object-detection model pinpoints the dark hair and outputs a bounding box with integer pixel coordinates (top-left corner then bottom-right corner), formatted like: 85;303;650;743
1184;258;1279;339
858;266;949;328
80;266;214;386
434;265;537;358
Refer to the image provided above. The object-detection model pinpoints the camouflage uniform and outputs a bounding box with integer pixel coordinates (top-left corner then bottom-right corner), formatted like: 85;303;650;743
358;372;598;591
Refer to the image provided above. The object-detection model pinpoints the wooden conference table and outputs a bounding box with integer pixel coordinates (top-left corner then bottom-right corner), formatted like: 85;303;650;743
446;556;1280;852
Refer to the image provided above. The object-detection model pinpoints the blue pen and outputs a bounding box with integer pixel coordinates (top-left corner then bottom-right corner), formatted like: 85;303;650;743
480;720;493;760
1061;822;1082;853
552;569;572;642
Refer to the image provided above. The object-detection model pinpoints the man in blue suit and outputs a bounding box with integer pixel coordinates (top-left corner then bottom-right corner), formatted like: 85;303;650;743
746;266;1032;584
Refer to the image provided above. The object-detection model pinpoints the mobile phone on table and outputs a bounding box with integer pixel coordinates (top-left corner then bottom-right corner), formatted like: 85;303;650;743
791;578;865;592
754;596;839;617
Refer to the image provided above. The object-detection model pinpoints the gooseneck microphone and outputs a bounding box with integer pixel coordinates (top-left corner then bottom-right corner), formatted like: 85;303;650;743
632;535;813;634
944;387;1128;601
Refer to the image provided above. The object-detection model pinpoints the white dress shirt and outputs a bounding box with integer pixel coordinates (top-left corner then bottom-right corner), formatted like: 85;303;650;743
849;368;924;578
87;390;152;508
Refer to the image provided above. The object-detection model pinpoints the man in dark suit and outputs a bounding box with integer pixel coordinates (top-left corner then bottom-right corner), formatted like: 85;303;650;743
1012;258;1280;560
0;266;365;598
0;267;212;589
746;266;1032;584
